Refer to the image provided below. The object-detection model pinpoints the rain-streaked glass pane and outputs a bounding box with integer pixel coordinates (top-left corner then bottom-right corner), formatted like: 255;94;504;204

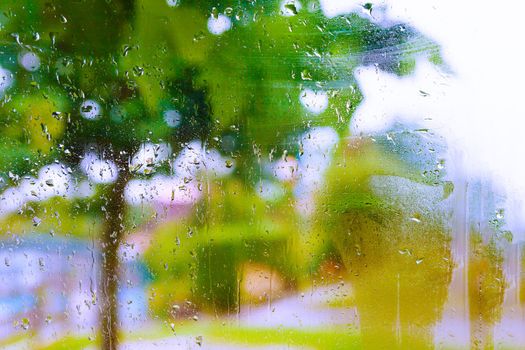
0;1;524;349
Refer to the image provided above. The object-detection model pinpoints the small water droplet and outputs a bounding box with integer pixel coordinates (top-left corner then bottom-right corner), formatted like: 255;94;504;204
235;9;243;21
211;7;219;19
284;3;298;15
363;2;373;9
32;216;42;227
20;318;30;330
300;70;312;80
195;335;203;346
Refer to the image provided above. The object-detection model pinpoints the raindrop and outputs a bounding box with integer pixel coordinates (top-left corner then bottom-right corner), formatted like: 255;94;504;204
211;7;219;19
195;336;203;346
235;9;243;21
122;45;132;57
20;318;30;330
49;32;57;47
300;70;312;81
32;216;42;227
281;0;302;16
362;2;373;14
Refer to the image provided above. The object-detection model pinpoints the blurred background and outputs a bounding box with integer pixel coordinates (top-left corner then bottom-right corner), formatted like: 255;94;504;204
0;0;524;349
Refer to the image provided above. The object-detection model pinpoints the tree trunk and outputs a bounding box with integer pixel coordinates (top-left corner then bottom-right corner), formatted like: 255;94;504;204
100;168;128;350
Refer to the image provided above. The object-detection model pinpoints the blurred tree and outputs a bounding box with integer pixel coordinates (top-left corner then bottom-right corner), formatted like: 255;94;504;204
0;1;212;348
315;136;454;349
468;233;505;349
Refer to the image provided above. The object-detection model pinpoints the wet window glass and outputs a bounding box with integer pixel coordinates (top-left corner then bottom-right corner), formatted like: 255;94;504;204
0;1;523;349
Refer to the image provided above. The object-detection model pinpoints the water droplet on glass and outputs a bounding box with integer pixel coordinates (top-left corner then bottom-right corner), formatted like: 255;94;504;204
20;318;30;330
196;335;203;346
211;7;219;19
235;9;243;20
281;0;302;16
32;216;42;227
300;69;312;81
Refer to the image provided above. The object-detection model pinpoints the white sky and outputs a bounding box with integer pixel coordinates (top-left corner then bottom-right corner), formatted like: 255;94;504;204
321;0;525;238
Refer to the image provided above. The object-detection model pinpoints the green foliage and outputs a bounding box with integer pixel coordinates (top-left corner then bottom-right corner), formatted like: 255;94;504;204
144;178;300;313
315;139;453;348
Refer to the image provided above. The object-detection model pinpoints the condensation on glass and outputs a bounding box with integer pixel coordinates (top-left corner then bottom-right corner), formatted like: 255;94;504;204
0;1;523;350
